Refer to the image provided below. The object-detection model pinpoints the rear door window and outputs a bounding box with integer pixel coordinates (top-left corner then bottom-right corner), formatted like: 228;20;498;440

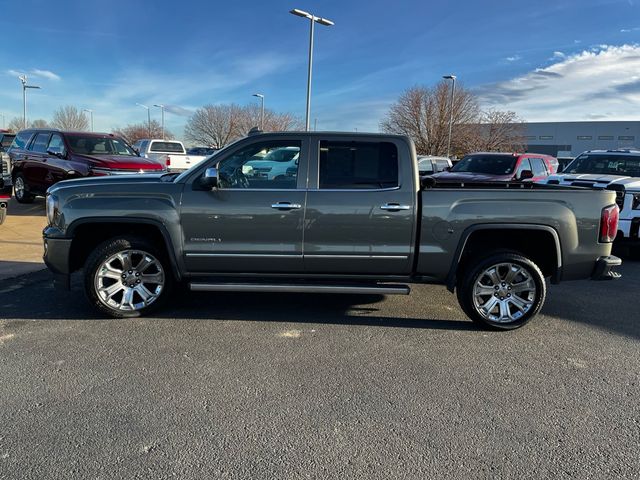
319;141;399;189
516;158;532;176
530;158;548;176
29;133;51;153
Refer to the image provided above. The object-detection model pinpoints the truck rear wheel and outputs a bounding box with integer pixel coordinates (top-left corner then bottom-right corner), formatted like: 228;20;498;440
456;251;546;330
84;236;172;318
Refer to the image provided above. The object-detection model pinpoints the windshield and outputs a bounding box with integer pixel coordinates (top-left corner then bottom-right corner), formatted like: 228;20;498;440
451;154;518;175
67;135;137;156
564;154;640;176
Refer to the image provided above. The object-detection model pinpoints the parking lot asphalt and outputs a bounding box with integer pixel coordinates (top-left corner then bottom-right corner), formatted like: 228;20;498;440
0;198;47;280
0;259;638;479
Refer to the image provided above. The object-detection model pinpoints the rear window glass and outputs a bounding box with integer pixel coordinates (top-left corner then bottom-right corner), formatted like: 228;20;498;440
1;135;15;148
451;154;518;175
11;131;32;150
565;154;640;176
319;141;398;189
150;141;184;153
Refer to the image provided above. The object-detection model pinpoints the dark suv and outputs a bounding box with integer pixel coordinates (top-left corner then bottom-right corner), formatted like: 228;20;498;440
9;129;166;203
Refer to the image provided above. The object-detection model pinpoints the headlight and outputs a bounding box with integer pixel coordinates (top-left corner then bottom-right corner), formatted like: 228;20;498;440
46;194;59;225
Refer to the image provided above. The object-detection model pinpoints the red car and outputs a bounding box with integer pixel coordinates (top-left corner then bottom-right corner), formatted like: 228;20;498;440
8;129;166;203
431;152;558;183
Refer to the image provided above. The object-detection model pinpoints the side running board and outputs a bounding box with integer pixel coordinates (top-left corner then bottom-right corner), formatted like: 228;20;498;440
189;282;411;295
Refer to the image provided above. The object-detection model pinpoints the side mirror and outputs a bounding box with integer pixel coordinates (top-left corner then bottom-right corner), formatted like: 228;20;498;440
518;169;534;181
201;167;219;189
47;148;66;159
445;166;452;172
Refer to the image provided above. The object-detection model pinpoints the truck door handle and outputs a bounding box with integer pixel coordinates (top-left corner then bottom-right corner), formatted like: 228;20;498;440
380;203;411;211
271;202;302;210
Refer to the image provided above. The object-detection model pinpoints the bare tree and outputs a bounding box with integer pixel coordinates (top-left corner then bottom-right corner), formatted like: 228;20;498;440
184;104;303;149
380;82;479;156
113;120;173;144
184;104;245;148
237;104;303;134
466;110;527;153
6;117;24;132
51;106;89;131
30;119;49;128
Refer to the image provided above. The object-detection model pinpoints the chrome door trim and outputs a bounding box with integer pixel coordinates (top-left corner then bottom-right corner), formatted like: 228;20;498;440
304;254;408;260
185;253;303;258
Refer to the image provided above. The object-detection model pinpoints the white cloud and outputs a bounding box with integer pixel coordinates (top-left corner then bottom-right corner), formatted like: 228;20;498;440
505;55;522;62
31;69;61;81
620;26;640;33
5;68;61;81
476;44;640;121
551;51;566;59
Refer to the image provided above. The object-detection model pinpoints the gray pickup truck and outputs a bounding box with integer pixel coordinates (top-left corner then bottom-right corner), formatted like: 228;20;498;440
43;132;621;329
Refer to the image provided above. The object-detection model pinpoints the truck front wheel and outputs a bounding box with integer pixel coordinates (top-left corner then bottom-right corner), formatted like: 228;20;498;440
84;236;172;318
456;252;546;330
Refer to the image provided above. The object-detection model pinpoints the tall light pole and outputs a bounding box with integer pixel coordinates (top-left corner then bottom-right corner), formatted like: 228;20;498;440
83;109;94;132
443;74;457;158
136;103;151;137
19;75;41;130
153;104;165;139
290;8;334;131
252;93;264;130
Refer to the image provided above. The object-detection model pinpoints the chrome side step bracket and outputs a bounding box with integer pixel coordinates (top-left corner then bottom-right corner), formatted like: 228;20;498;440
189;282;411;295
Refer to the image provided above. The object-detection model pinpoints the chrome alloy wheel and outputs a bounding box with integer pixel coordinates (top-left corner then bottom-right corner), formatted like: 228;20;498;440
14;176;25;199
94;250;165;312
472;262;537;323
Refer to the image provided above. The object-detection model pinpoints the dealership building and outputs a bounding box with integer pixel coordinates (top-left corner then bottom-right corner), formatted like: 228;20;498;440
524;121;640;158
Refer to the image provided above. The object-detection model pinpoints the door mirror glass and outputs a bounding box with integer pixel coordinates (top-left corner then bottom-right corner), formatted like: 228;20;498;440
47;146;65;158
201;167;219;189
518;169;534;180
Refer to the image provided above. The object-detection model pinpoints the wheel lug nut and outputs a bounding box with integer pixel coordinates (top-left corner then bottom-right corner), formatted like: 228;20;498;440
122;274;126;278
136;280;141;284
135;272;140;277
507;294;511;297
128;270;133;274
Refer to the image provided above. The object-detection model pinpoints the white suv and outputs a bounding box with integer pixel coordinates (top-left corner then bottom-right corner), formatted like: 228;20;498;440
543;149;640;252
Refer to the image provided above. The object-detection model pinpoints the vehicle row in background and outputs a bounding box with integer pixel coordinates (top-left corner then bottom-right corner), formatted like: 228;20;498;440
8;129;165;203
0;130;16;187
430;152;558;183
132;139;211;171
417;155;452;176
542;149;640;253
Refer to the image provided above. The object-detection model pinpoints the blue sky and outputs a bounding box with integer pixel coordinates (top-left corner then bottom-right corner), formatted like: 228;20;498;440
1;0;639;137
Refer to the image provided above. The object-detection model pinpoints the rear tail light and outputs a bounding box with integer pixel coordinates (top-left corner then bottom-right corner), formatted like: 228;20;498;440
599;204;619;243
163;155;171;167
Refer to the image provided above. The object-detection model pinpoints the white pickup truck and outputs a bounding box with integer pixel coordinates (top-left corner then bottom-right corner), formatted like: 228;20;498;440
132;139;209;171
542;149;640;255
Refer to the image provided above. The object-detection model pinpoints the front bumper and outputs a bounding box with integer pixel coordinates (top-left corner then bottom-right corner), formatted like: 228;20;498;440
43;233;73;290
591;255;622;281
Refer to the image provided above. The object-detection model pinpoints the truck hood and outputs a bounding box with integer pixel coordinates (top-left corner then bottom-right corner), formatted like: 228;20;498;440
430;171;514;182
48;173;169;194
76;154;165;171
546;173;640;190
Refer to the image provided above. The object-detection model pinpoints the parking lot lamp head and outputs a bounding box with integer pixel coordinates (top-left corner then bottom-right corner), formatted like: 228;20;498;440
19;75;41;130
153;104;165;140
289;8;334;131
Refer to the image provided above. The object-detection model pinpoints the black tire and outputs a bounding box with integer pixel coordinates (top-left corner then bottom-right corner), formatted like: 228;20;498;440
13;173;35;204
83;236;173;318
456;251;546;330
